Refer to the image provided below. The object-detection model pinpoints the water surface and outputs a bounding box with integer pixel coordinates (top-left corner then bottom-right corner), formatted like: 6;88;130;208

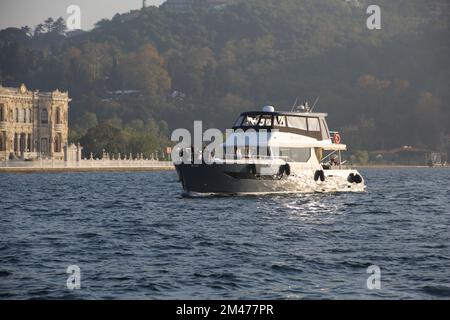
0;168;449;299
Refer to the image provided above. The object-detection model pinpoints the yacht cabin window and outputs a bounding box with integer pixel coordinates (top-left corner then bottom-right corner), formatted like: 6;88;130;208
278;148;311;162
287;116;307;130
307;118;321;131
234;116;244;127
274;116;286;127
321;119;330;139
234;114;325;142
258;115;273;127
242;115;260;127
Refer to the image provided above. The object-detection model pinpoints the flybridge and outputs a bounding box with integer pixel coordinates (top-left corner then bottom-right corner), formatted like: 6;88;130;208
232;106;331;141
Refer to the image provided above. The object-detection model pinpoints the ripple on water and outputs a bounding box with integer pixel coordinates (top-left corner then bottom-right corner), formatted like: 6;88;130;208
0;169;449;299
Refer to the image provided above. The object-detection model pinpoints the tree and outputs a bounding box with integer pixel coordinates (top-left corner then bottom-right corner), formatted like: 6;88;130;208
21;26;32;37
95;19;110;29
79;124;128;158
43;17;54;33
122;44;172;97
78;112;98;132
52;17;67;35
350;150;370;165
34;24;44;36
413;92;443;149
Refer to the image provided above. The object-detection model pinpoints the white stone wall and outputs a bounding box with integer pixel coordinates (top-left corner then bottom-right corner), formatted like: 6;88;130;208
0;158;173;169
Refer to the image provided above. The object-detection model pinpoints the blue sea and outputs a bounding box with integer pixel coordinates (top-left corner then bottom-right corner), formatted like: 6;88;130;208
0;168;449;299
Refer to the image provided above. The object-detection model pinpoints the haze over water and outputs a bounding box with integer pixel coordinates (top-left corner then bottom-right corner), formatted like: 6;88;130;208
0;168;449;299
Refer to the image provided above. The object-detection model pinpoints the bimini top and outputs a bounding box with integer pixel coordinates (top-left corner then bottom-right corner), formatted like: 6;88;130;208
232;107;331;141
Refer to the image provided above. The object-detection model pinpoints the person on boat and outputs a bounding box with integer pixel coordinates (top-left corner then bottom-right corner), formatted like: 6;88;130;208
245;146;251;159
330;155;339;167
235;147;242;159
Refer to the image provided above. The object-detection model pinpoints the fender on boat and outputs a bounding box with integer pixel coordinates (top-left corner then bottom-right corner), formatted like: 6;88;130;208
348;173;363;184
314;170;325;182
285;163;291;176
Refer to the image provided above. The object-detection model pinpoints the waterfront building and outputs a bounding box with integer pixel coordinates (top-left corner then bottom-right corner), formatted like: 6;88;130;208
0;83;70;160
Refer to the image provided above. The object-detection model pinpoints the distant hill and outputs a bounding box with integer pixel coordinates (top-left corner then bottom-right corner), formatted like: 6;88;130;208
0;0;449;157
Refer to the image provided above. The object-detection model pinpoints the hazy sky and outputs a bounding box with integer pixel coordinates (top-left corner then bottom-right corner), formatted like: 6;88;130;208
0;0;165;31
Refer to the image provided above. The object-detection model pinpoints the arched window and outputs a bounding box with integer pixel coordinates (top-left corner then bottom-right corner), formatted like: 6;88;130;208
54;136;59;152
0;132;4;151
40;138;48;153
41;109;48;124
0;104;4;121
27;135;31;152
54;135;60;152
21;108;26;123
15;108;19;122
19;133;25;152
56;107;61;124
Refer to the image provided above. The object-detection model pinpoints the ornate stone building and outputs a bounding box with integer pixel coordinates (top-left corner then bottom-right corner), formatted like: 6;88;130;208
0;84;70;161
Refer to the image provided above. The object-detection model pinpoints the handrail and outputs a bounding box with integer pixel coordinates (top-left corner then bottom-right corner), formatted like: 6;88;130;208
321;150;338;162
223;154;290;161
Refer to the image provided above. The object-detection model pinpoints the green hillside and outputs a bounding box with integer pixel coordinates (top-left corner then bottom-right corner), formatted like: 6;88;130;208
0;0;449;158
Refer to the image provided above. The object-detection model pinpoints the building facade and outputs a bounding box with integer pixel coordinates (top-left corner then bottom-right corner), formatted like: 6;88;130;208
0;84;70;161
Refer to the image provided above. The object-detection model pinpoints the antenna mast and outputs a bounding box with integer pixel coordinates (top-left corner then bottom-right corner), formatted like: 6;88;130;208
291;97;299;112
310;96;320;112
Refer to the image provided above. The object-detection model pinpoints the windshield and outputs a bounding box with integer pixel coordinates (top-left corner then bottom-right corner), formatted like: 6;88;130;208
233;116;244;127
242;115;261;127
258;115;273;126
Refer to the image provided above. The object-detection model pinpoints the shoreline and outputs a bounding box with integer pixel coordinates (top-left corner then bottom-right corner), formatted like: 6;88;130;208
355;165;449;169
0;166;175;174
1;164;448;174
